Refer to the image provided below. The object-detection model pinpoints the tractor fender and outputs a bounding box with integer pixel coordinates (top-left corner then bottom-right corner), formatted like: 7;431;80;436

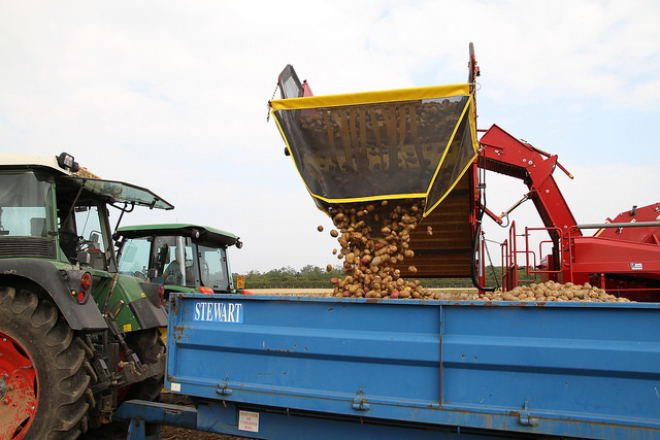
109;275;168;332
0;259;107;331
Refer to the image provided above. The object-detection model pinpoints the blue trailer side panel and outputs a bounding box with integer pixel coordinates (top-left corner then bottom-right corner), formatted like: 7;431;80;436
165;294;660;439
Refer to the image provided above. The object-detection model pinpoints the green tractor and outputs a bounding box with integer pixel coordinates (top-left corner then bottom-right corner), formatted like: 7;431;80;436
115;223;245;299
114;223;244;406
0;152;174;439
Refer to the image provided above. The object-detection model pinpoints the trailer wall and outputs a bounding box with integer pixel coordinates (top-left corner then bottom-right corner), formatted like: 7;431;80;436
166;294;660;439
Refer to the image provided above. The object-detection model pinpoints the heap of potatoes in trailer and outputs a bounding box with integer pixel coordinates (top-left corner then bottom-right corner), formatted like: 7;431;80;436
318;199;632;303
482;281;632;303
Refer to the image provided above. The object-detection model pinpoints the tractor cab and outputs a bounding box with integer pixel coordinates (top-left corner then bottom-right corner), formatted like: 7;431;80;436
116;223;244;297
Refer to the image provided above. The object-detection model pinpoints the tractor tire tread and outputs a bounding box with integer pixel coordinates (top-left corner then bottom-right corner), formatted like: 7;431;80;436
0;286;91;440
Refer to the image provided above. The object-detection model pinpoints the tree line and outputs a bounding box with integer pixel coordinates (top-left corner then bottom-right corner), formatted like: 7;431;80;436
238;265;535;289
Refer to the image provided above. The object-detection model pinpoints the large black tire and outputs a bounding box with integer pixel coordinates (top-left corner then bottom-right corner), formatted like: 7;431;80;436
122;329;165;402
0;287;92;440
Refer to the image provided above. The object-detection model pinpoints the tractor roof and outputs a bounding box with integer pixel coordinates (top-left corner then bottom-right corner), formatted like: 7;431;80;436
116;223;240;247
0;152;174;210
64;178;174;210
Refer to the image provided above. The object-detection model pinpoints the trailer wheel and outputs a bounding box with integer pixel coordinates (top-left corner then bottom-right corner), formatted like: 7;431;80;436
122;329;165;402
0;287;91;440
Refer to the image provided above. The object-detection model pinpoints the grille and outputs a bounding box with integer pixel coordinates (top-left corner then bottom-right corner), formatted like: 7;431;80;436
0;238;57;259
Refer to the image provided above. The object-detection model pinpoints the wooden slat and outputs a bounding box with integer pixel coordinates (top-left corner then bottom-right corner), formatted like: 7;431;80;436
393;173;474;278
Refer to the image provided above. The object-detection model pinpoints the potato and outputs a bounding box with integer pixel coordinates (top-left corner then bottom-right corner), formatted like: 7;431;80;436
490;280;633;303
327;200;430;299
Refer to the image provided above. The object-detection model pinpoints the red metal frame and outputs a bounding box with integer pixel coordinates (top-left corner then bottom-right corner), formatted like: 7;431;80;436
477;124;660;301
525;226;562;277
500;221;517;291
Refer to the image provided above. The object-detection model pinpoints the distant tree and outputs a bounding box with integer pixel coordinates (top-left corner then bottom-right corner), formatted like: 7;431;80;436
239;264;545;290
242;265;342;288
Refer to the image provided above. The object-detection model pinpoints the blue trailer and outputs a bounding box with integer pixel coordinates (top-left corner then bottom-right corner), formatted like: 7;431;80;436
115;292;660;439
114;52;660;439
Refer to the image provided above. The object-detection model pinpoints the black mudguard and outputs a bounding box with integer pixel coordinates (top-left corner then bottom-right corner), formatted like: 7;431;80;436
129;296;168;329
0;260;107;331
139;281;163;308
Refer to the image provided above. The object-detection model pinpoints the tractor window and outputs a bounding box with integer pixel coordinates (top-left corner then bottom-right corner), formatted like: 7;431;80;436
74;206;106;251
118;237;152;279
199;245;229;292
73;206;107;269
0;172;55;238
155;236;194;287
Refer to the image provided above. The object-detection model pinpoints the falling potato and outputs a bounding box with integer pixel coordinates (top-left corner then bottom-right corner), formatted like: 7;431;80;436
325;199;433;299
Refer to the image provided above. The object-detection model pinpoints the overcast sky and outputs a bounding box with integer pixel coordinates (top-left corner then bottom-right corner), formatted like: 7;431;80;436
1;1;658;275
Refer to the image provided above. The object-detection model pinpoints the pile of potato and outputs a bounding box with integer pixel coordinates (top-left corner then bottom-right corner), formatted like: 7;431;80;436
481;281;633;303
321;199;433;299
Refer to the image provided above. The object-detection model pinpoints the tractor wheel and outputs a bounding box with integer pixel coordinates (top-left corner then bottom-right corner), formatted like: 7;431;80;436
0;286;92;440
122;329;165;402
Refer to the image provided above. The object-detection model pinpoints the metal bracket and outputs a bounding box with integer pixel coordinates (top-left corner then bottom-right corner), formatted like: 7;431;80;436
352;388;370;411
121;355;165;386
518;400;539;426
216;376;233;396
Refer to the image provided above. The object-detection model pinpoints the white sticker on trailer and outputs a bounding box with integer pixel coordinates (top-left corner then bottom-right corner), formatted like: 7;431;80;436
631;262;643;270
193;301;243;323
238;410;260;433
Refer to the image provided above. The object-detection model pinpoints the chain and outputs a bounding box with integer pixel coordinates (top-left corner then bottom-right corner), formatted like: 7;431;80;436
266;82;279;122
